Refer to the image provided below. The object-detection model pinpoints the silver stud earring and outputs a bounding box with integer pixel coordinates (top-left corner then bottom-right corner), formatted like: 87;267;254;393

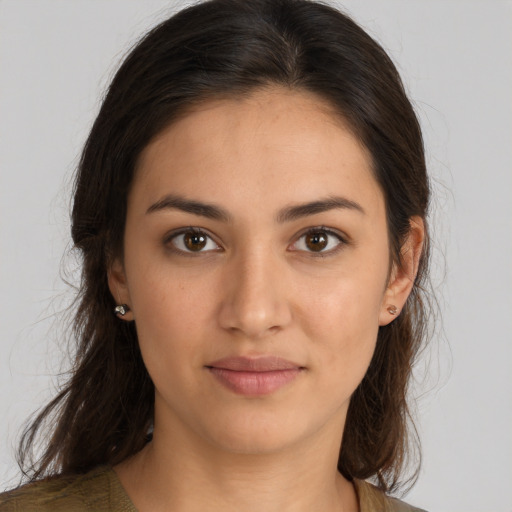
114;304;130;316
387;305;398;315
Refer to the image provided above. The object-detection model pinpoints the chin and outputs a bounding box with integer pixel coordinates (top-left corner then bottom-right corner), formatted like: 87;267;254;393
194;406;321;456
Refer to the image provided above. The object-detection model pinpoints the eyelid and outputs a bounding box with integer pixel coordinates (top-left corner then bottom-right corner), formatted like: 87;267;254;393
288;226;348;256
163;227;222;255
163;225;348;257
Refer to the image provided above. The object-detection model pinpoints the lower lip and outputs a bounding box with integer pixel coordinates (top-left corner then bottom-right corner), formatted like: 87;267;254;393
207;368;302;396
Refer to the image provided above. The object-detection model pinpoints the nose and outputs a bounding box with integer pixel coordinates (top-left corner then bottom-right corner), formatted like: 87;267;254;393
217;249;292;339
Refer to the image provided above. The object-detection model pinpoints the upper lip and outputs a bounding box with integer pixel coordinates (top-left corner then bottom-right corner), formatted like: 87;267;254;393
206;356;303;372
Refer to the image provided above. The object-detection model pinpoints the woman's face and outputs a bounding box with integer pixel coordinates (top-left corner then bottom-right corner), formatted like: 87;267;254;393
110;88;408;455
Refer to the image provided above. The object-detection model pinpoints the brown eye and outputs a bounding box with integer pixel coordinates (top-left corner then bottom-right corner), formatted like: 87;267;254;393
290;228;345;255
168;229;220;254
305;231;328;252
184;231;207;251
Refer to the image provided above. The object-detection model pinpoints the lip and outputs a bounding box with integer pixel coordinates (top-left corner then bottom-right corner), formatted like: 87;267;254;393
205;356;304;396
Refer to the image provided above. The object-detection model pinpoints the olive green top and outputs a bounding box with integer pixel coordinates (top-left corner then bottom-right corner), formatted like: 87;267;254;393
0;466;426;511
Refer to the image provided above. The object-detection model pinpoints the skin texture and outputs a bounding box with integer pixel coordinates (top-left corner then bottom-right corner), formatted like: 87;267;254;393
109;87;424;512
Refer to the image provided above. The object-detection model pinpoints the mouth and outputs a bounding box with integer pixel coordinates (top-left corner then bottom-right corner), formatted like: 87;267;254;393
205;356;305;396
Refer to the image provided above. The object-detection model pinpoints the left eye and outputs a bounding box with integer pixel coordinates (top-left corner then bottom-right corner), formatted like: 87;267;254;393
290;229;344;254
168;229;220;253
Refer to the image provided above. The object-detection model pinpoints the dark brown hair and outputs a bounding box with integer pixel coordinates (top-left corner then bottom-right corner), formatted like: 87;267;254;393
18;0;431;494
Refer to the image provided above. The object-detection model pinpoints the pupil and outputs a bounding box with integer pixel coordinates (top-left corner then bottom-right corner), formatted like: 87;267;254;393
306;232;328;251
184;232;207;251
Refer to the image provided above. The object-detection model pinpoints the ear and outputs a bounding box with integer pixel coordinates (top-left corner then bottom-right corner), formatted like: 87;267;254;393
108;257;134;321
379;216;425;326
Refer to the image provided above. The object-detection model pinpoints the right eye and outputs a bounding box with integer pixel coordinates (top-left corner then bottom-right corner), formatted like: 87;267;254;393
166;228;221;254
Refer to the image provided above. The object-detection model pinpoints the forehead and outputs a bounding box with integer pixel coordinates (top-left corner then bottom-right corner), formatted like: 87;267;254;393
132;87;383;218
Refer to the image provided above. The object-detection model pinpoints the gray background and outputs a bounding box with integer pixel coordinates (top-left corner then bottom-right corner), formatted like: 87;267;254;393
1;1;511;510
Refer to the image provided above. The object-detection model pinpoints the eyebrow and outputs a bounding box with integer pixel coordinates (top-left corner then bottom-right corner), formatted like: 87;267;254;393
146;194;232;222
276;196;365;222
146;194;365;222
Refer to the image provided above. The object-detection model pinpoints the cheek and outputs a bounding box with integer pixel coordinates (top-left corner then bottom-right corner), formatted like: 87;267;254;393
126;242;213;322
296;262;386;386
312;293;380;372
131;291;209;409
124;254;213;376
297;264;386;340
133;277;211;342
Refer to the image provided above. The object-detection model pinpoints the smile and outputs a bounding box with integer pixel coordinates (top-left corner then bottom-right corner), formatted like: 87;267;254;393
205;356;304;396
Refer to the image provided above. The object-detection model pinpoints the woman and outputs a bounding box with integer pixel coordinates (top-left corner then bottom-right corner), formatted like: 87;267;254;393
1;0;431;510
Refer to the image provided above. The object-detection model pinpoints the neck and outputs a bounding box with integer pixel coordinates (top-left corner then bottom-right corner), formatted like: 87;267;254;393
115;416;358;512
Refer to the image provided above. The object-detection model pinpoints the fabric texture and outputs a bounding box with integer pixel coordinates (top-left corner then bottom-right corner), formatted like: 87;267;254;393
0;466;426;511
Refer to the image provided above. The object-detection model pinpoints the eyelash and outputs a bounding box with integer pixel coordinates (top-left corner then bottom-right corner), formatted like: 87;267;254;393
163;226;348;257
163;227;221;256
290;226;348;257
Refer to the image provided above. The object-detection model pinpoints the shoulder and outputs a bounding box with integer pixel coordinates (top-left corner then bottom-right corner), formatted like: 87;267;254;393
354;479;427;512
0;465;135;512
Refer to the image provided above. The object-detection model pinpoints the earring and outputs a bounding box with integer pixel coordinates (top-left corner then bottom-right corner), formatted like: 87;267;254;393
114;304;130;316
387;305;398;315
